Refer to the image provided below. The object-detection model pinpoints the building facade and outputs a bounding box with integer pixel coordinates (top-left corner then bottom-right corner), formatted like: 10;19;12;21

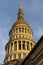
21;36;43;65
4;5;35;65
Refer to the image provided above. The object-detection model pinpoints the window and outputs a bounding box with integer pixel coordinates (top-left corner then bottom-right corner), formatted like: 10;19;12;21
16;28;18;33
23;41;25;44
23;44;25;49
19;44;21;50
18;54;21;59
11;43;13;51
19;28;21;32
18;41;21;44
23;41;25;50
22;35;24;38
24;35;26;38
27;42;29;50
14;54;16;59
28;29;29;33
31;43;32;49
22;28;24;32
14;29;15;33
14;42;17;51
18;41;21;50
25;28;27;33
19;35;21;38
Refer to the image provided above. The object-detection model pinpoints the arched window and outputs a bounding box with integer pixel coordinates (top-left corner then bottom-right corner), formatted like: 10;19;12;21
19;28;21;32
18;41;21;50
23;44;25;49
23;35;24;39
27;42;29;50
22;28;24;32
14;29;15;33
23;41;25;44
19;35;21;38
14;42;17;51
16;28;18;33
25;28;27;33
28;29;29;33
23;41;25;50
19;44;21;50
31;43;32;49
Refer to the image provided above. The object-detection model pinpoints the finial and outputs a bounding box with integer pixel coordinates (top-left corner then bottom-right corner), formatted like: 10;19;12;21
19;0;22;9
20;4;22;9
18;3;24;20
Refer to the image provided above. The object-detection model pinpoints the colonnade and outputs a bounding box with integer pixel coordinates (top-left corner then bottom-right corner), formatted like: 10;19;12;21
10;27;32;36
6;41;33;54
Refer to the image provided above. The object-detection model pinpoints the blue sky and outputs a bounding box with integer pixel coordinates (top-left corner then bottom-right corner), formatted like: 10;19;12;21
0;0;43;64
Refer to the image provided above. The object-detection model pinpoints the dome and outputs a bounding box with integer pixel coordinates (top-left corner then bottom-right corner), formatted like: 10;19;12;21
13;19;30;28
4;5;35;63
10;5;32;34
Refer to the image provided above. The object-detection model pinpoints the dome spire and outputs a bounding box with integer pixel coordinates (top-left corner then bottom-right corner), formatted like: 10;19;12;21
18;4;24;20
20;4;22;9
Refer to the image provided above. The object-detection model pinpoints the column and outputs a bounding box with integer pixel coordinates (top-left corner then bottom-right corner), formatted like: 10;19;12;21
21;53;23;59
25;41;27;50
16;54;18;59
10;43;11;52
29;43;31;51
13;42;14;51
12;54;14;60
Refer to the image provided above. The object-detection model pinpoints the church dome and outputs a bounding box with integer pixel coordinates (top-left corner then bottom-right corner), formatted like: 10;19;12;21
13;19;29;27
4;5;35;64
